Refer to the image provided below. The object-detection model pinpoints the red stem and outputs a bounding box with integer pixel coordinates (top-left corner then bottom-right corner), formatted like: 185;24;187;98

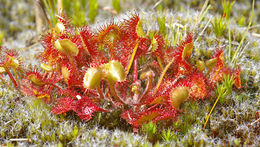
97;83;104;99
4;66;18;88
67;55;79;75
138;74;153;103
108;81;126;104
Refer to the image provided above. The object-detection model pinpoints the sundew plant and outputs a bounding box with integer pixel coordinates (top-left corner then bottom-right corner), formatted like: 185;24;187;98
0;0;259;146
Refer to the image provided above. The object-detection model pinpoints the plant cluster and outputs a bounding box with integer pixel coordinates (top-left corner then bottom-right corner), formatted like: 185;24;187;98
0;14;242;130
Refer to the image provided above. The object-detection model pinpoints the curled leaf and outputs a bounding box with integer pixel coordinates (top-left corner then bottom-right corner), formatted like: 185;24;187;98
103;60;126;83
83;67;102;89
140;70;154;80
55;22;65;33
205;58;217;71
54;39;79;56
40;63;53;72
182;42;193;60
196;60;205;72
169;86;189;109
28;74;45;86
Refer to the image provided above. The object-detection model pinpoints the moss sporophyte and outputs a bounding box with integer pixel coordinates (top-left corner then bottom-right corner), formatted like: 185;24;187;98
0;14;242;130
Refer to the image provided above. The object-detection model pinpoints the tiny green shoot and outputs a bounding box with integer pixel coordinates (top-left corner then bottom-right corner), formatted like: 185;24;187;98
222;0;235;20
161;129;175;142
211;17;226;39
43;0;58;27
88;0;99;24
112;0;121;14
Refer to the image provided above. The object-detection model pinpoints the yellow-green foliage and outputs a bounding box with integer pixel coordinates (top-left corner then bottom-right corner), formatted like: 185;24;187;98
88;0;98;24
112;0;121;14
211;17;226;38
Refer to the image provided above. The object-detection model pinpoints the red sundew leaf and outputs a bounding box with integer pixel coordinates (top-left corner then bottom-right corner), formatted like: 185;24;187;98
26;70;46;86
115;80;131;100
57;89;81;97
57;88;98;99
0;51;10;67
83;88;99;97
172;60;194;76
183;33;193;43
185;72;210;100
41;32;54;49
26;69;48;83
51;97;75;114
0;47;20;67
147;94;167;105
152;77;180;100
153;106;179;122
135;37;151;59
209;67;232;87
97;21;125;45
145;76;189;106
59;61;84;87
233;67;242;89
26;68;60;86
97;21;125;59
122;14;141;39
69;33;95;68
57;14;73;29
57;33;82;57
40;33;65;63
70;34;84;50
72;96;108;121
33;88;53;103
74;51;92;68
67;69;84;87
112;37;135;68
209;66;242;89
121;110;137;126
42;28;83;66
212;48;225;68
129;107;178;127
142;90;168;106
151;33;165;59
20;79;37;96
5;48;18;57
133;110;161;127
79;26;102;58
140;60;162;76
21;78;54;103
166;33;193;61
0;46;18;58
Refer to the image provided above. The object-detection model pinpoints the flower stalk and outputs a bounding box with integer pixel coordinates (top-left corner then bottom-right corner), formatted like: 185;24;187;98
126;41;139;75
